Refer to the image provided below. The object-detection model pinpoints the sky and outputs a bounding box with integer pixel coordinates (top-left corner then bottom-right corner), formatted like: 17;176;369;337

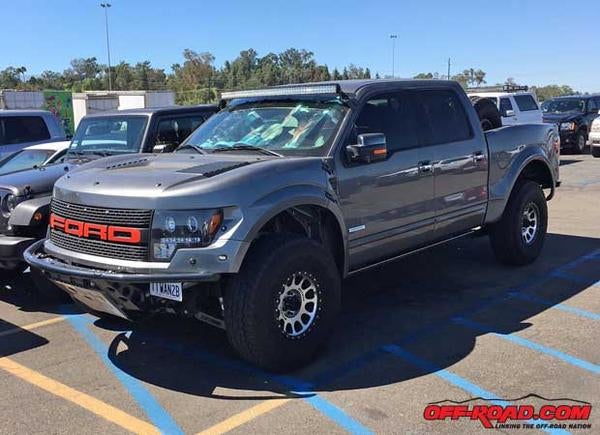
1;0;599;92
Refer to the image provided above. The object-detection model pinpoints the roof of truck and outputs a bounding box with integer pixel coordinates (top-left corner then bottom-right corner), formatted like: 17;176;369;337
84;104;219;118
294;79;457;95
0;109;54;117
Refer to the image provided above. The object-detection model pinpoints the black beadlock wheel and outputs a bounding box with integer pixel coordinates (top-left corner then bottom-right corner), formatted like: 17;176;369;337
223;235;341;371
489;180;548;266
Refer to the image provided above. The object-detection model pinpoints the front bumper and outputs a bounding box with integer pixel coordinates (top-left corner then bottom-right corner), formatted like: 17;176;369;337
24;239;227;320
559;130;578;148
590;132;600;146
0;234;37;266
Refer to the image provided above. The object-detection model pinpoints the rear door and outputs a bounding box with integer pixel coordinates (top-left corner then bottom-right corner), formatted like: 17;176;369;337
499;97;518;125
336;90;435;269
415;88;488;239
513;94;542;124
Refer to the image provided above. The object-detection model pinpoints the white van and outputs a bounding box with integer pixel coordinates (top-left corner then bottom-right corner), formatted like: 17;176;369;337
468;86;543;126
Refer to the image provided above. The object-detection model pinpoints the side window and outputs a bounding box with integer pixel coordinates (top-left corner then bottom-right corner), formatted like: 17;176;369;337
514;95;539;112
0;116;50;145
416;89;472;145
353;91;421;153
587;99;598;112
499;98;514;116
154;114;208;147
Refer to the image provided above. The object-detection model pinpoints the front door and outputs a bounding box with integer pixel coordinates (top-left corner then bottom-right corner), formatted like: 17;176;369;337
336;91;435;270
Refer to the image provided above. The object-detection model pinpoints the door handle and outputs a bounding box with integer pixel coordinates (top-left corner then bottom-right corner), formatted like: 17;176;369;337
418;160;433;173
472;151;485;163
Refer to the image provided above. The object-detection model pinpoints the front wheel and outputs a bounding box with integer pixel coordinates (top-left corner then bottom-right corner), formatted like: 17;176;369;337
574;131;587;154
489;180;548;266
223;235;341;371
592;145;600;158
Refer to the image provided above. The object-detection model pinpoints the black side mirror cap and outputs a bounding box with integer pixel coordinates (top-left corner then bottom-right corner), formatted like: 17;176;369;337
346;133;388;163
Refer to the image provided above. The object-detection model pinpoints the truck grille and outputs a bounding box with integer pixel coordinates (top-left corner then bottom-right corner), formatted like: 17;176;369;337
49;200;152;261
51;199;153;226
50;230;148;261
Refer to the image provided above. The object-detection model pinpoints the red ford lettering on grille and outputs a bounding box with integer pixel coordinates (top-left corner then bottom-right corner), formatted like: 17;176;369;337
49;213;142;244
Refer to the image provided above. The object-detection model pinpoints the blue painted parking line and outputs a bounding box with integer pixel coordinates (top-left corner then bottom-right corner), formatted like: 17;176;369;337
509;292;600;321
131;331;373;435
551;271;600;289
453;317;600;375
58;308;184;435
382;344;570;435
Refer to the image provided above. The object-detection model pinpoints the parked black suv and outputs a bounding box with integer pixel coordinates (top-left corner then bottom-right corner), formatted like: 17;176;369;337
542;95;600;153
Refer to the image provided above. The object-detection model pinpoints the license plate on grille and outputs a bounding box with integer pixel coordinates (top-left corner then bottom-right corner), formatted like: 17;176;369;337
149;282;183;302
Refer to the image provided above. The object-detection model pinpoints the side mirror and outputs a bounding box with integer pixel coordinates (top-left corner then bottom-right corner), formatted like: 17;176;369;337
152;142;178;153
346;133;387;163
504;109;515;117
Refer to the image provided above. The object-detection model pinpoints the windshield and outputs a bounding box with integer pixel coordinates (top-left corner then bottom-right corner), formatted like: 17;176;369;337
542;98;586;114
68;116;147;156
0;149;55;175
181;100;348;157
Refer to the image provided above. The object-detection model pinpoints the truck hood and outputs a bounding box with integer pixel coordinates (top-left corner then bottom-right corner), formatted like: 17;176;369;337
542;112;582;124
54;152;331;210
0;162;73;196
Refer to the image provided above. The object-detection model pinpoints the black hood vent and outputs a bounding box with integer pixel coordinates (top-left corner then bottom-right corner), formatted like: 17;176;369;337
105;157;151;170
177;161;251;178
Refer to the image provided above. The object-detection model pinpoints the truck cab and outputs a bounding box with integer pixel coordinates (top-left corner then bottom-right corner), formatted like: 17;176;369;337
468;86;542;126
0;110;67;158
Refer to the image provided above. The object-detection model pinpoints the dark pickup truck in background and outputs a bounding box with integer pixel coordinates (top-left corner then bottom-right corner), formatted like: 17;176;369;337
0;104;217;283
542;94;600;153
26;80;560;370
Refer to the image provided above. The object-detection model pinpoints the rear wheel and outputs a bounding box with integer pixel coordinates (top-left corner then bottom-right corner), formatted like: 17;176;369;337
223;235;341;371
0;262;28;281
592;145;600;158
489;180;548;266
472;97;502;131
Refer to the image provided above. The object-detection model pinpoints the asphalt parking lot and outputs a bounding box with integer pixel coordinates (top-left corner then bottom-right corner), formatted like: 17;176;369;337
1;154;598;435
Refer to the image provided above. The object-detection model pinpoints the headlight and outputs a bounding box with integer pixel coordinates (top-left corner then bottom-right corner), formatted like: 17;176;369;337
1;194;20;217
151;209;223;260
560;122;576;131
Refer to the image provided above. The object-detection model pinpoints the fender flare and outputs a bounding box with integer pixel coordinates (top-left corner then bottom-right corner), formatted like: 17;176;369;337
8;195;52;227
239;184;349;274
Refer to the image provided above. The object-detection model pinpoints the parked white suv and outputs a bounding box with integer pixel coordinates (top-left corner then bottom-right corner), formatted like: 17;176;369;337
468;86;543;126
590;116;600;157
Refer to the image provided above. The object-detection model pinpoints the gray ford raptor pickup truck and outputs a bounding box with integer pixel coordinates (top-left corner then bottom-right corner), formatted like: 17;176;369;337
25;80;560;370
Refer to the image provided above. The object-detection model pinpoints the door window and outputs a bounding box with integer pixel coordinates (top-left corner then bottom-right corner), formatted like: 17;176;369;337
499;98;514;117
587;99;598;113
154;114;209;148
514;95;539;112
416;89;472;145
354;92;421;153
0;116;50;145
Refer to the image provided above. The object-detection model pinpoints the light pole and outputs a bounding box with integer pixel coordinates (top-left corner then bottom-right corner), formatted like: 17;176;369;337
100;3;112;91
389;34;398;77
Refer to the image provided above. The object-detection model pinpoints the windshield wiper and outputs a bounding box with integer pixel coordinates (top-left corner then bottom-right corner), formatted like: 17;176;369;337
176;143;207;154
212;144;283;157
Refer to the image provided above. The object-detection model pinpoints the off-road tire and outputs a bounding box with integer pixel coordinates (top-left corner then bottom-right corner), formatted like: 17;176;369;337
573;131;586;154
472;97;502;131
223;235;341;371
30;267;71;303
489;180;548;266
592;146;600;158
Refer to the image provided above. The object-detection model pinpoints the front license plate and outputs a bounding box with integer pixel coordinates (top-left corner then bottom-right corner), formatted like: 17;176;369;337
149;282;183;302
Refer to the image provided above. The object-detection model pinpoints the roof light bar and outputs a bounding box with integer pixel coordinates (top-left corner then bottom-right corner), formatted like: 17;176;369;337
221;84;340;100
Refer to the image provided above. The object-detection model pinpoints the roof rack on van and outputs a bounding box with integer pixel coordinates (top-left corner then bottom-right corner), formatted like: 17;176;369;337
467;85;529;93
